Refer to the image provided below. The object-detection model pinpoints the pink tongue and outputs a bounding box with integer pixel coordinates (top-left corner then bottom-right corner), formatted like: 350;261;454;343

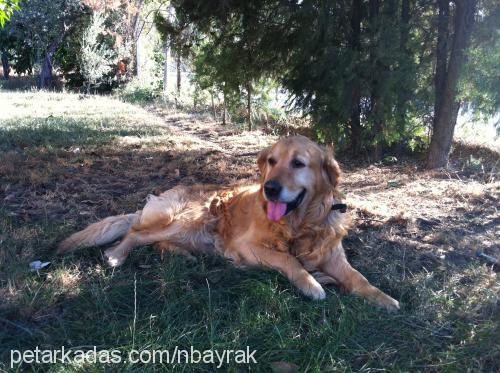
267;201;287;221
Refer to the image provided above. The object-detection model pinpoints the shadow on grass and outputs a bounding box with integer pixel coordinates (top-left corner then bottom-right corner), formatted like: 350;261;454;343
0;117;498;371
1;209;497;371
0;117;163;151
0;76;64;91
1;201;497;372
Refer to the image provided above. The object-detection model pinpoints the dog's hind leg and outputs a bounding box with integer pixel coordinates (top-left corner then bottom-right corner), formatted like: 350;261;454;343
103;189;192;266
103;222;187;267
103;232;140;267
103;230;159;267
154;241;197;262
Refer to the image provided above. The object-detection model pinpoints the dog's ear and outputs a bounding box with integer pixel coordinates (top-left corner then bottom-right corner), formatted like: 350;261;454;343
322;145;341;188
257;146;271;175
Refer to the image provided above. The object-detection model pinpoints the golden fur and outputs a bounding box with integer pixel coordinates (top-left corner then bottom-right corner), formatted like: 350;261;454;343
58;136;399;310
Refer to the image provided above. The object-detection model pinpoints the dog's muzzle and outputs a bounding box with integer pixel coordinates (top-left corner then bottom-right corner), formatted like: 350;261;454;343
264;180;306;221
263;180;282;201
285;188;306;214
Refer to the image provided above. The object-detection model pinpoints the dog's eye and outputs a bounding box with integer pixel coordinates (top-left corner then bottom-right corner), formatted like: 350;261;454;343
268;157;277;166
291;159;305;168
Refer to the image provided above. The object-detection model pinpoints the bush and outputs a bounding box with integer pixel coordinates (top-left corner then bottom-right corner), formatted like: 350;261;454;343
79;12;115;93
115;78;161;104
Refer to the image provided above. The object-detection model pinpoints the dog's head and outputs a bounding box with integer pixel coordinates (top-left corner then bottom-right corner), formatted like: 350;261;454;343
257;135;340;222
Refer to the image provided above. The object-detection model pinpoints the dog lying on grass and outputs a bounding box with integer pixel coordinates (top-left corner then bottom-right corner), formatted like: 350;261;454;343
58;135;399;311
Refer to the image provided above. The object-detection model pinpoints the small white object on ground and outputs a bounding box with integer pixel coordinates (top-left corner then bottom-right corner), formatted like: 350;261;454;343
29;261;51;272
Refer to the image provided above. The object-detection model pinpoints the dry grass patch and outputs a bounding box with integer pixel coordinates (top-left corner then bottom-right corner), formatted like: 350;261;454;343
0;91;498;371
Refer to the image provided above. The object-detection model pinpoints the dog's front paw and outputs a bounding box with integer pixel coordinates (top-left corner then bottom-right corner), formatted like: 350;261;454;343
296;275;326;300
377;293;400;312
104;248;126;267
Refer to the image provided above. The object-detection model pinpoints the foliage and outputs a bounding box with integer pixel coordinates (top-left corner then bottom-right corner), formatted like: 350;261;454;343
460;0;500;120
167;0;497;158
79;11;115;92
0;0;85;78
155;5;193;62
173;1;290;128
0;0;498;161
0;0;148;89
116;77;161;104
0;0;19;27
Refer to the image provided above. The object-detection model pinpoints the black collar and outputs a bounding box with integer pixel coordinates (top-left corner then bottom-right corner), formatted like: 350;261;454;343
331;203;347;213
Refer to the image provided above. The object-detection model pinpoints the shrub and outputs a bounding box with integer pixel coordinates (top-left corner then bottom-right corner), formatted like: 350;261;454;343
79;11;115;93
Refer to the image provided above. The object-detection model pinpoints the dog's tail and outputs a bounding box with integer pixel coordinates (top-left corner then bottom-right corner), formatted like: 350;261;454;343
57;213;139;254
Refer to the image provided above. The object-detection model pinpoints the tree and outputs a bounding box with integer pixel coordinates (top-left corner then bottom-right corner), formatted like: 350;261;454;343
164;0;492;159
1;0;147;88
1;49;9;78
349;0;362;153
3;0;84;88
3;0;492;161
155;5;195;102
395;0;413;140
162;37;168;95
79;11;115;92
458;0;499;121
88;0;147;78
427;0;478;168
167;0;288;129
0;0;19;27
129;0;145;77
0;23;14;78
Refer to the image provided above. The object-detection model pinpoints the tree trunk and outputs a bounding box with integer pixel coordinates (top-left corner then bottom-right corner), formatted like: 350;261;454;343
211;91;217;120
246;82;253;131
1;51;10;80
135;32;143;78
39;31;66;89
368;0;383;160
427;0;476;169
163;40;169;96
131;0;145;77
193;87;198;110
395;0;412;140
433;0;450;121
39;55;53;89
349;0;362;153
176;53;181;95
222;89;227;126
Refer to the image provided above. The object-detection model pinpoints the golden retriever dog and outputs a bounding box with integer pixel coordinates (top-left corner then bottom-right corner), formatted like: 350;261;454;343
58;136;399;311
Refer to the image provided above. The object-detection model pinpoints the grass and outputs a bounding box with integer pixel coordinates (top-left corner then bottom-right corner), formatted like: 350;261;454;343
0;91;498;372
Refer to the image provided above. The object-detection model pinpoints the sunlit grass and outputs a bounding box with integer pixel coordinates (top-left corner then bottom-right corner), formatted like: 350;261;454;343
0;91;498;371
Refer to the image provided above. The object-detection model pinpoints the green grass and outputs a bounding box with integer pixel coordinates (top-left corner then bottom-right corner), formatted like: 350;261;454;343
0;91;498;372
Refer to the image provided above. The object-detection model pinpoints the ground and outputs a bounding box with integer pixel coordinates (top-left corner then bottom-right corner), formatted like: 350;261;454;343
0;91;498;372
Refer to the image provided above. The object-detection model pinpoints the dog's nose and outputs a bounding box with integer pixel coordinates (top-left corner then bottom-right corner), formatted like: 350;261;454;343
264;180;282;200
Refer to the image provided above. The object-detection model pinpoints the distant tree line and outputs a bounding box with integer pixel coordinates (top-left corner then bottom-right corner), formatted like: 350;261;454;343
0;0;145;90
0;0;498;168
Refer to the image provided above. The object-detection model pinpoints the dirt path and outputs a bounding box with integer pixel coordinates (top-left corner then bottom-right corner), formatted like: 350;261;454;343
148;106;276;157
